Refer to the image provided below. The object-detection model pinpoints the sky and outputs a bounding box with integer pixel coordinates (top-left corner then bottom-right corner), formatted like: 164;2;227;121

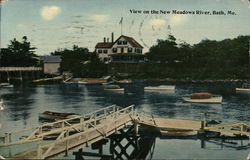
0;0;249;55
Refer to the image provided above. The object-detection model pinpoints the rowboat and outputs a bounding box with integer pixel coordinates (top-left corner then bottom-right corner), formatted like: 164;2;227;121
78;78;107;84
104;85;124;92
39;111;78;121
236;83;250;94
182;93;222;103
144;85;175;91
160;130;197;137
114;79;132;84
0;83;13;88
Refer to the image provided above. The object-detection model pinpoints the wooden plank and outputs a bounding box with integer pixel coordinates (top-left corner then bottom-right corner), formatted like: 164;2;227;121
11;113;134;159
139;117;202;131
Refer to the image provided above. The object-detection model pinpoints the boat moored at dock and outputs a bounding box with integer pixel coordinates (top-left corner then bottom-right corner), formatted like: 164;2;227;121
39;111;79;121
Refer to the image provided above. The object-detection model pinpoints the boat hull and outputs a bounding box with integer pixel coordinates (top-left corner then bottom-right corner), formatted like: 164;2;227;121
182;96;222;104
236;88;250;94
144;85;175;91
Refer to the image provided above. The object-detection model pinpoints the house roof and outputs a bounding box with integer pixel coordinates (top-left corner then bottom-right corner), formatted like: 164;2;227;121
120;35;143;48
42;56;61;63
95;42;113;48
95;35;143;49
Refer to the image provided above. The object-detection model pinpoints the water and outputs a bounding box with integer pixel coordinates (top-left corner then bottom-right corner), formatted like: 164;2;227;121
0;81;249;159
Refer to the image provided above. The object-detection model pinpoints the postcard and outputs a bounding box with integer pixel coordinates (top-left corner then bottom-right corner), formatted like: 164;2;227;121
0;0;249;159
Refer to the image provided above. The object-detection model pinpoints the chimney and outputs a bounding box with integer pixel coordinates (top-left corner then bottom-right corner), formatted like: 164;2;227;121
107;38;109;42
104;37;106;43
111;32;114;43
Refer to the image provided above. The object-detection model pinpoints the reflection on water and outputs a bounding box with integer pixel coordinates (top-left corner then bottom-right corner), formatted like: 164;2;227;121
0;81;249;159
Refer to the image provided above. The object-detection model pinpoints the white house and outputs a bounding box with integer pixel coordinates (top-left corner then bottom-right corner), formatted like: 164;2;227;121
95;33;144;63
41;56;61;75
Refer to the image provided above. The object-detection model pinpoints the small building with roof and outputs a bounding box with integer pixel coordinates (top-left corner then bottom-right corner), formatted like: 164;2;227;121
95;33;145;63
41;56;61;75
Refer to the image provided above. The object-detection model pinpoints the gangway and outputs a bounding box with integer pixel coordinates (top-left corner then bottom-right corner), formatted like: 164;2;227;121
0;105;135;159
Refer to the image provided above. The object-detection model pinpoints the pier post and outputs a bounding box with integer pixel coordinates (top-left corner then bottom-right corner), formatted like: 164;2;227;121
19;71;23;82
4;133;8;143
6;71;10;83
134;121;138;136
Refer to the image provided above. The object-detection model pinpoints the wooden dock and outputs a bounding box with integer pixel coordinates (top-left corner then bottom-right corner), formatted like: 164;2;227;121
0;105;249;159
0;105;135;159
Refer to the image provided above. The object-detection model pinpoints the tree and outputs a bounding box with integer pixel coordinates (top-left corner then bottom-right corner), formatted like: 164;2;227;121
146;34;180;64
1;36;38;66
51;45;107;77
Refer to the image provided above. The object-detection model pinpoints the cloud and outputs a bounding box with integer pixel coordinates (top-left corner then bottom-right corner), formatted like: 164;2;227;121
91;14;109;22
40;6;61;21
149;19;166;26
169;15;189;26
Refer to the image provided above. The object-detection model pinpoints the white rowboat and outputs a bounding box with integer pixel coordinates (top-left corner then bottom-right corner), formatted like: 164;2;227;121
144;85;175;91
182;96;222;104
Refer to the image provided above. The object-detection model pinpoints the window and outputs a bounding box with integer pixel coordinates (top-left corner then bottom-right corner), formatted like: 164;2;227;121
98;49;102;53
104;49;107;53
123;41;127;45
112;48;117;53
136;48;141;53
121;48;124;53
128;48;132;53
117;41;122;45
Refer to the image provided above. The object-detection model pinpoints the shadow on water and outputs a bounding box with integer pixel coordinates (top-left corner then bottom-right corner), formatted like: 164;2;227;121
1;86;36;121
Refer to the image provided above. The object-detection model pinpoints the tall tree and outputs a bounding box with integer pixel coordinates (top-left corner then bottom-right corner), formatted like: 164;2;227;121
146;34;180;64
1;36;38;66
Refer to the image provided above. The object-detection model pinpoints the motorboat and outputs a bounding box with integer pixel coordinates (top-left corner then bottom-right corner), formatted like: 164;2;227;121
236;83;250;94
0;83;13;88
39;111;79;121
144;85;175;91
104;85;124;92
182;93;222;104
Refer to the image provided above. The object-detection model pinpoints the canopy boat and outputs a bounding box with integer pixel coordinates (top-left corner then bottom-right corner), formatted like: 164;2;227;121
182;93;222;104
236;83;250;94
104;85;124;91
39;111;78;121
144;85;175;91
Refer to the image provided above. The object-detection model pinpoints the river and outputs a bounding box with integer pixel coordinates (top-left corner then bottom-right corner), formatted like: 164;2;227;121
0;81;249;159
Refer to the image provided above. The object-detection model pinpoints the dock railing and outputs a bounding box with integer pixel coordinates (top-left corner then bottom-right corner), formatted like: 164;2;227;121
0;105;136;158
0;105;135;146
135;110;157;126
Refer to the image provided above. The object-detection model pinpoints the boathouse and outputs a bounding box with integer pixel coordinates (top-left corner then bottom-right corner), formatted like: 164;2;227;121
95;33;144;63
41;56;61;75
